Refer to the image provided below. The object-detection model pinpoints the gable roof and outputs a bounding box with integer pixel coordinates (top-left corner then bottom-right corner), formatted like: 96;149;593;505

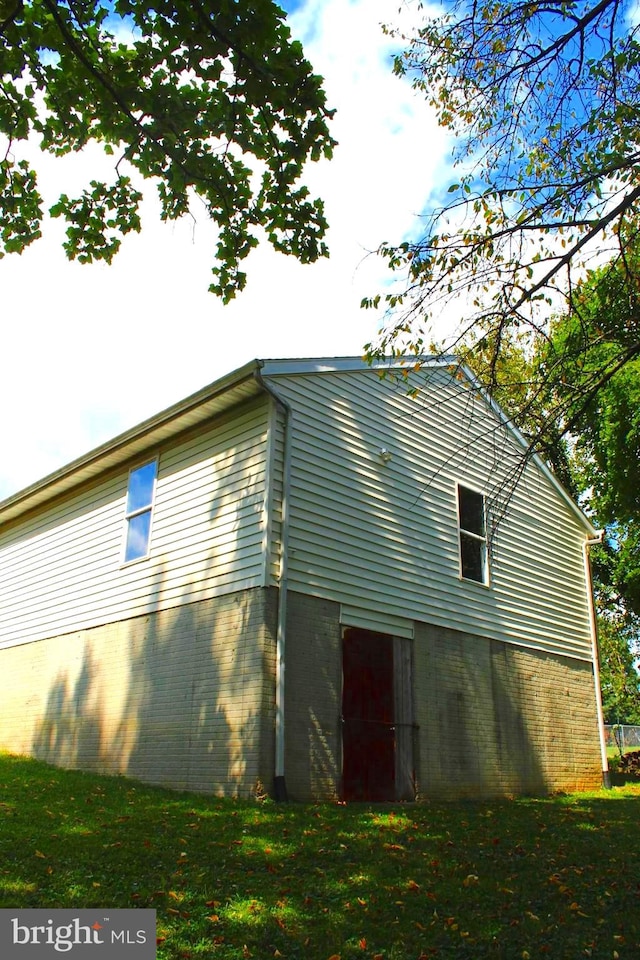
0;360;263;525
0;355;596;535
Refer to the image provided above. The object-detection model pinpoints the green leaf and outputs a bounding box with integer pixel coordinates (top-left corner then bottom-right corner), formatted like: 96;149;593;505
1;0;336;296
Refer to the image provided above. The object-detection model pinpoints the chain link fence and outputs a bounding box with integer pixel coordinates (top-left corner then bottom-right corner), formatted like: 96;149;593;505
604;724;640;752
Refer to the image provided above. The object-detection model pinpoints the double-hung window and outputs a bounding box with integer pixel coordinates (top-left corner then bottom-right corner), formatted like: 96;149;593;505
457;483;488;584
123;459;157;564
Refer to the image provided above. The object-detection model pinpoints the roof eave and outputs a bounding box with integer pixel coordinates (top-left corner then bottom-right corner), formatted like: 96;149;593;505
457;362;598;537
0;359;264;525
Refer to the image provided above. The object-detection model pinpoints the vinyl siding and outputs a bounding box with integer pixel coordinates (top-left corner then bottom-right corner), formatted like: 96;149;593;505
264;367;593;660
263;400;286;587
0;399;271;649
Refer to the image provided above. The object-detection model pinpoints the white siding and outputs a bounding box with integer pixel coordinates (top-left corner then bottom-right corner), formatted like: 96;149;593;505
263;400;286;587
265;367;594;660
0;399;271;649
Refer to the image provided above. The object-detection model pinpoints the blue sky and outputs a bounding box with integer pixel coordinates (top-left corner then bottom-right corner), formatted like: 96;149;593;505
0;0;450;500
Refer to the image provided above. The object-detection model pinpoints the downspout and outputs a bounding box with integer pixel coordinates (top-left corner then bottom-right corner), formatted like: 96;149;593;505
257;369;292;802
582;530;609;788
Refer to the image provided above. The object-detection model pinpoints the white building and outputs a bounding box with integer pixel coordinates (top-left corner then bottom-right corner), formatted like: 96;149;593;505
0;357;606;799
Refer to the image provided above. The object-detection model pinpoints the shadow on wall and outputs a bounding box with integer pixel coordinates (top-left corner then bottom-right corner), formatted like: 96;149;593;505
486;641;601;794
31;574;277;797
33;648;104;773
29;411;278;797
417;624;601;798
282;593;342;801
418;626;547;797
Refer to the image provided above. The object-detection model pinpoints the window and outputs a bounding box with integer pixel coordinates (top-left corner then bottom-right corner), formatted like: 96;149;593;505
123;459;157;563
457;484;488;584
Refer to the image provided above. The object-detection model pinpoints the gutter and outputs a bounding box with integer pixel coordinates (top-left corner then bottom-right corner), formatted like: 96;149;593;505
256;366;292;802
0;359;262;525
582;530;609;787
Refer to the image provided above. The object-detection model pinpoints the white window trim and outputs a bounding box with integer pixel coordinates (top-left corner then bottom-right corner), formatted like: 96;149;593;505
121;456;158;566
456;481;490;587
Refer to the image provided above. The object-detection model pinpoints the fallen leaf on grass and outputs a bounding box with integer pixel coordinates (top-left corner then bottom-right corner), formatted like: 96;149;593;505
569;902;589;916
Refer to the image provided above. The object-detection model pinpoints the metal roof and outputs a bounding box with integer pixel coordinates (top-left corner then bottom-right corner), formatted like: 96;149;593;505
0;354;594;535
258;355;454;376
0;360;263;525
0;355;453;523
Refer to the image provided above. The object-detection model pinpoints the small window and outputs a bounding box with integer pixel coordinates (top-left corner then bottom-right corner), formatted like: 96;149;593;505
457;484;488;584
123;459;157;563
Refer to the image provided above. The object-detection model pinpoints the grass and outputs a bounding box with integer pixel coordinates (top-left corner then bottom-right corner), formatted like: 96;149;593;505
1;753;639;960
607;744;639;759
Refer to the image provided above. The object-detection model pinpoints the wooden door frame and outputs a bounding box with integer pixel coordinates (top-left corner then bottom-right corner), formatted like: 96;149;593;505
340;627;415;801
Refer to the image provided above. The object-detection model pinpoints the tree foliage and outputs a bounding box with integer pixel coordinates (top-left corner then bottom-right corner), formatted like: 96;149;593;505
361;0;640;721
540;250;640;615
0;0;335;300
365;0;640;445
465;253;640;720
597;615;640;725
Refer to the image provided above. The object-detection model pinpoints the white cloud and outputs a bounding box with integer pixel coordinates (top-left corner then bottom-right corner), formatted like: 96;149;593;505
0;0;449;500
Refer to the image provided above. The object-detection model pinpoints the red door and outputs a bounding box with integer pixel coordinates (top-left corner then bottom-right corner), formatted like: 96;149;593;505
342;628;395;801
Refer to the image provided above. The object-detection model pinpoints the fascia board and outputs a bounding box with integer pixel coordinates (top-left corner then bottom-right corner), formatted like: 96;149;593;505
262;354;596;537
0;360;264;525
457;362;598;537
259;355;455;377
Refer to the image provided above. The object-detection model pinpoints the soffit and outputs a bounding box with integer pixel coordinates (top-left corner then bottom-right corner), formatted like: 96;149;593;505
0;361;263;525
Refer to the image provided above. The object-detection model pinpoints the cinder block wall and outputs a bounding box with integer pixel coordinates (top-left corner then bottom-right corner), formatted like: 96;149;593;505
284;593;342;800
1;588;603;800
414;622;603;797
0;587;278;797
283;598;602;801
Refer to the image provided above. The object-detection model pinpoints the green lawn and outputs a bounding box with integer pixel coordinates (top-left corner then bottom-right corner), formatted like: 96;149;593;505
1;752;639;959
607;744;640;758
